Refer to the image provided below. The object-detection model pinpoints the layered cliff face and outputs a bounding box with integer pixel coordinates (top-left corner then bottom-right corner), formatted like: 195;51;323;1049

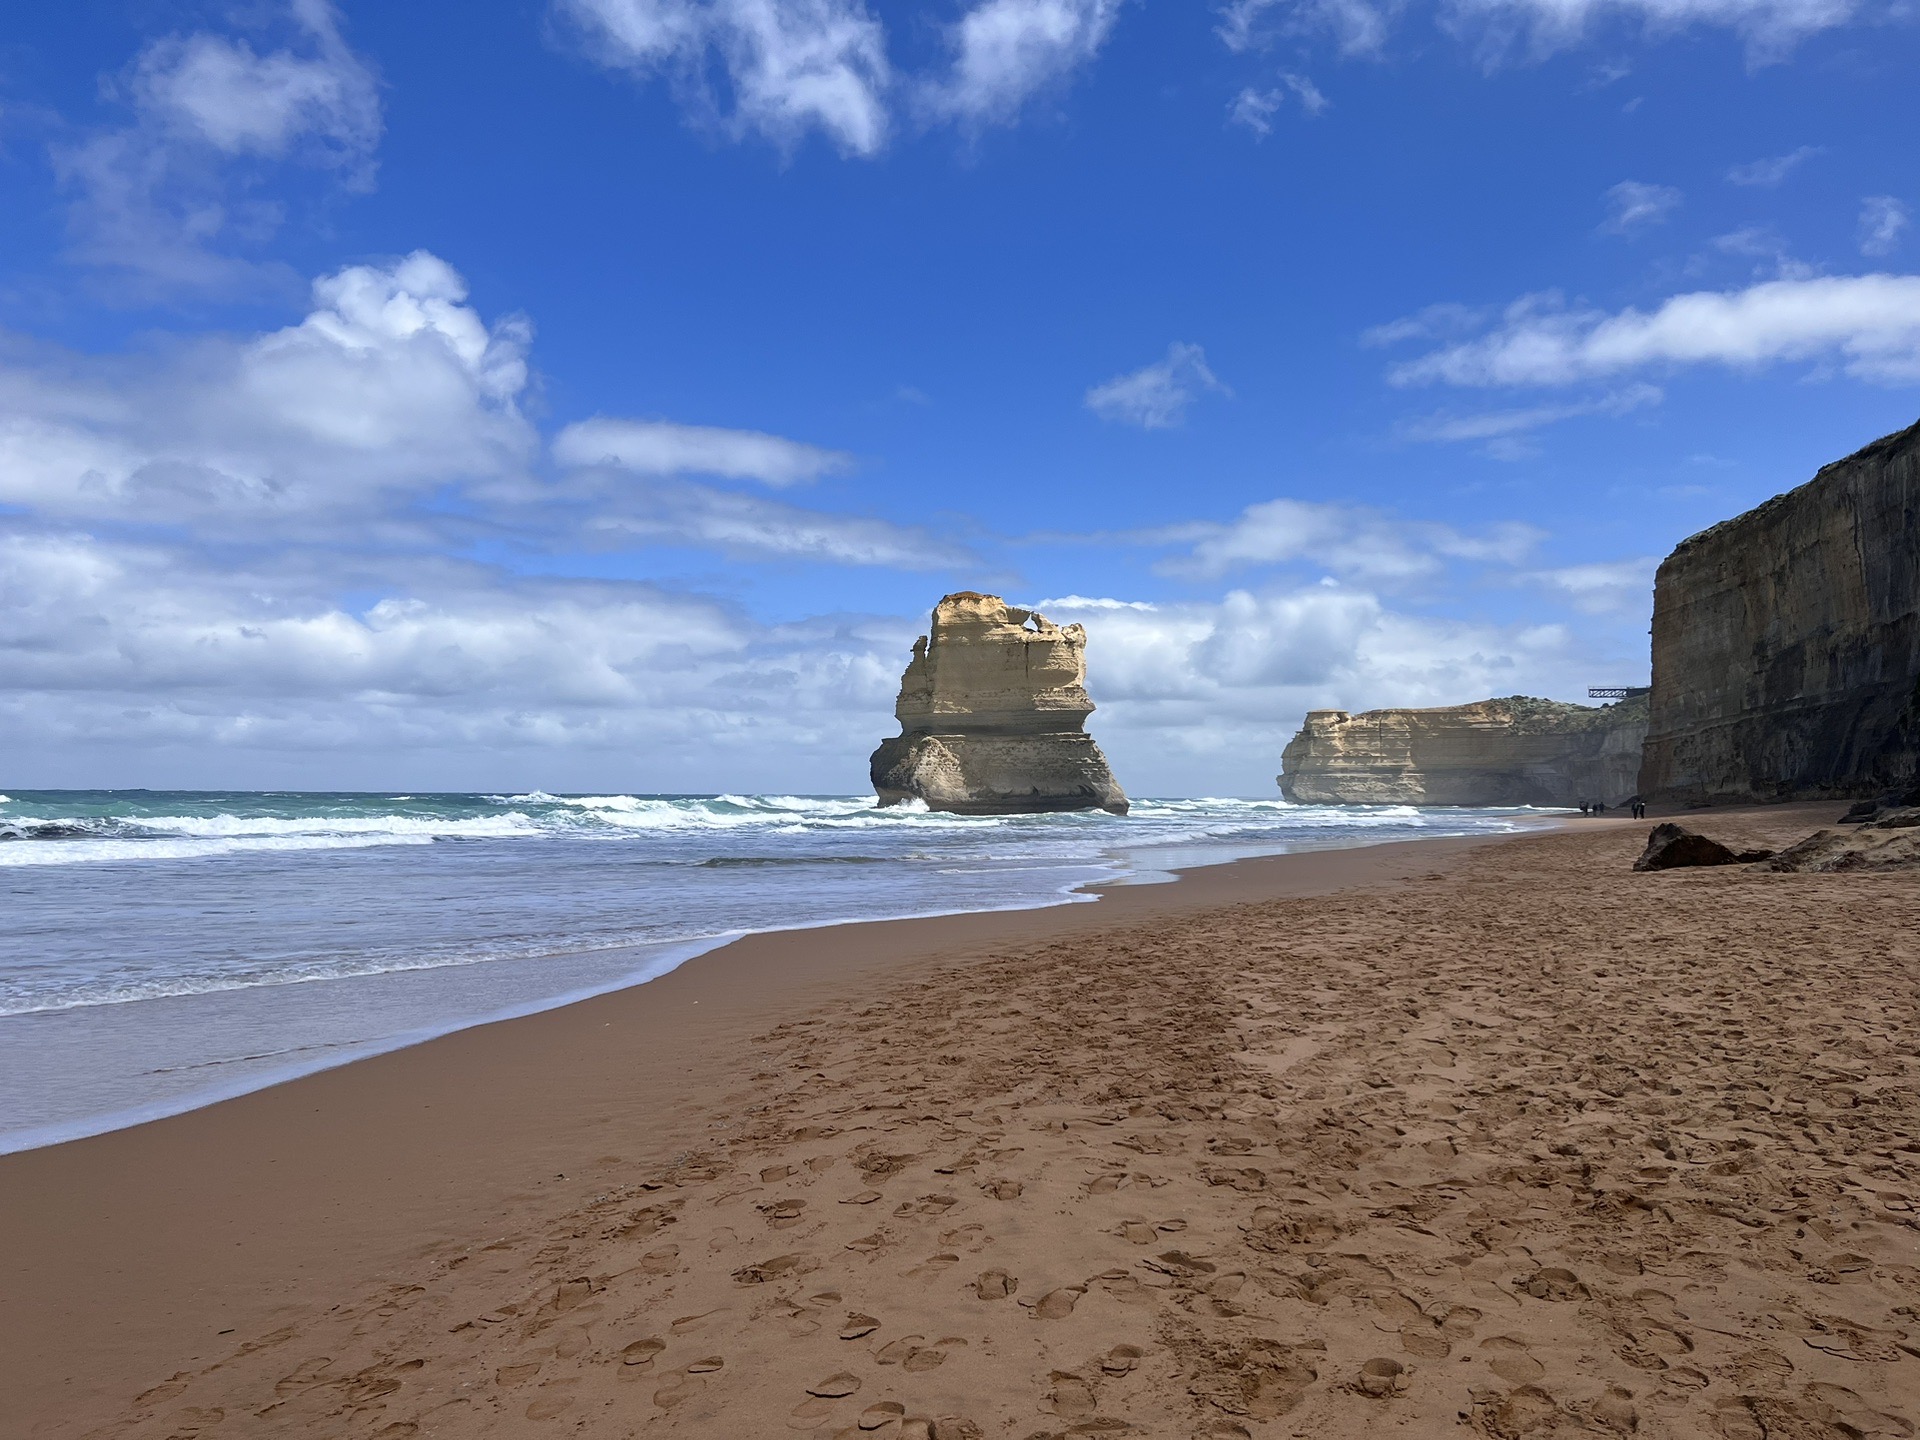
1641;419;1920;804
1279;695;1648;807
870;593;1129;816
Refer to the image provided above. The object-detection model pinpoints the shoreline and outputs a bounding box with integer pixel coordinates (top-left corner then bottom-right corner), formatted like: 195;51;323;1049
0;813;1551;1158
0;827;1533;1434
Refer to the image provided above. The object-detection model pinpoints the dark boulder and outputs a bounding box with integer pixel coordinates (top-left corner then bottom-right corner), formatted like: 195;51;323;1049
1632;823;1774;872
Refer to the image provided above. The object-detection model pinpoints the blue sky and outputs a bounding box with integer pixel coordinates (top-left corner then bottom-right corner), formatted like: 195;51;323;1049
1;0;1916;794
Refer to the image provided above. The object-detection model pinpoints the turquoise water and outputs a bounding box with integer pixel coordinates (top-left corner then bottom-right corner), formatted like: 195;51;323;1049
0;790;1537;1151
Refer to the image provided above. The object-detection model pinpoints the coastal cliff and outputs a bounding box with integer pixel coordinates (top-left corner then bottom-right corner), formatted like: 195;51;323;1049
870;593;1129;815
1641;419;1920;804
1279;695;1647;806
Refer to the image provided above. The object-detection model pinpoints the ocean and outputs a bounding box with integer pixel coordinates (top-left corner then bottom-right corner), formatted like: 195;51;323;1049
0;789;1539;1153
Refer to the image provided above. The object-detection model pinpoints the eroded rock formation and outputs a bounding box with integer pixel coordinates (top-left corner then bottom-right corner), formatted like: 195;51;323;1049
1641;418;1920;804
1278;695;1647;807
870;593;1129;816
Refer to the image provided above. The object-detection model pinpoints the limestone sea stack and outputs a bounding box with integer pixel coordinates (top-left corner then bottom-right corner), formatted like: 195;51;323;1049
1640;417;1920;804
870;593;1129;816
1278;694;1648;806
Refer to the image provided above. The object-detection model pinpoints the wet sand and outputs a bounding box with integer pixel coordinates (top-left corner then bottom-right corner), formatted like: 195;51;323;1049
5;807;1918;1439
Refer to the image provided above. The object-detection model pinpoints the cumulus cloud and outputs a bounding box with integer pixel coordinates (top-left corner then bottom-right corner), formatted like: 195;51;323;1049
1085;343;1231;429
1859;197;1910;258
0;251;531;534
50;0;381;295
552;416;851;485
0;249;960;575
1380;275;1920;387
556;0;892;155
922;0;1122;126
1035;588;1599;787
1726;145;1821;186
1601;180;1681;235
1165;498;1544;581
0;523;922;788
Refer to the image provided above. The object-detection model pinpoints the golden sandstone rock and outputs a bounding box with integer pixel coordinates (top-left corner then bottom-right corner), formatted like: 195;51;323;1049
870;593;1128;816
1642;417;1920;804
1278;695;1647;807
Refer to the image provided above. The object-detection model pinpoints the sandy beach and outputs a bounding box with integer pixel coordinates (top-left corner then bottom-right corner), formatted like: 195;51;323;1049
6;808;1918;1439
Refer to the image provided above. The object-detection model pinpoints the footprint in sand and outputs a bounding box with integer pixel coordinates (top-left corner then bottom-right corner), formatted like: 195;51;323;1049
840;1313;881;1339
807;1372;861;1397
671;1310;727;1335
847;1232;887;1254
708;1227;739;1252
842;1190;884;1206
973;1269;1018;1299
760;1199;808;1229
902;1253;959;1280
939;1223;991;1251
1045;1371;1097;1419
275;1359;333;1395
1119;1221;1156;1244
876;1336;925;1365
638;1245;680;1275
1480;1337;1545;1384
982;1179;1023;1200
653;1374;706;1409
904;1343;955;1372
620;1338;665;1367
1029;1287;1085;1320
762;1165;797;1182
525;1395;573;1420
733;1253;818;1284
687;1356;725;1374
806;1155;837;1173
554;1326;590;1358
1356;1358;1406;1397
1519;1267;1587;1301
860;1401;907;1429
495;1362;542;1386
134;1377;193;1407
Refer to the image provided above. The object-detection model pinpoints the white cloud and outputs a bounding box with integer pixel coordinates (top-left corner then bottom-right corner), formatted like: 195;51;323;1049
1601;179;1681;234
1361;302;1490;348
922;0;1122;126
1402;383;1662;452
1726;145;1821;186
578;479;970;567
557;0;892;155
552;417;850;485
50;1;381;294
0;523;923;788
1085;342;1231;429
1523;557;1659;614
1228;73;1328;134
1382;275;1920;387
1445;0;1858;61
1222;0;1857;66
0;251;532;532
1218;0;1395;57
1165;498;1545;581
1034;587;1601;789
0;250;960;571
1859;197;1910;258
1228;87;1284;136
